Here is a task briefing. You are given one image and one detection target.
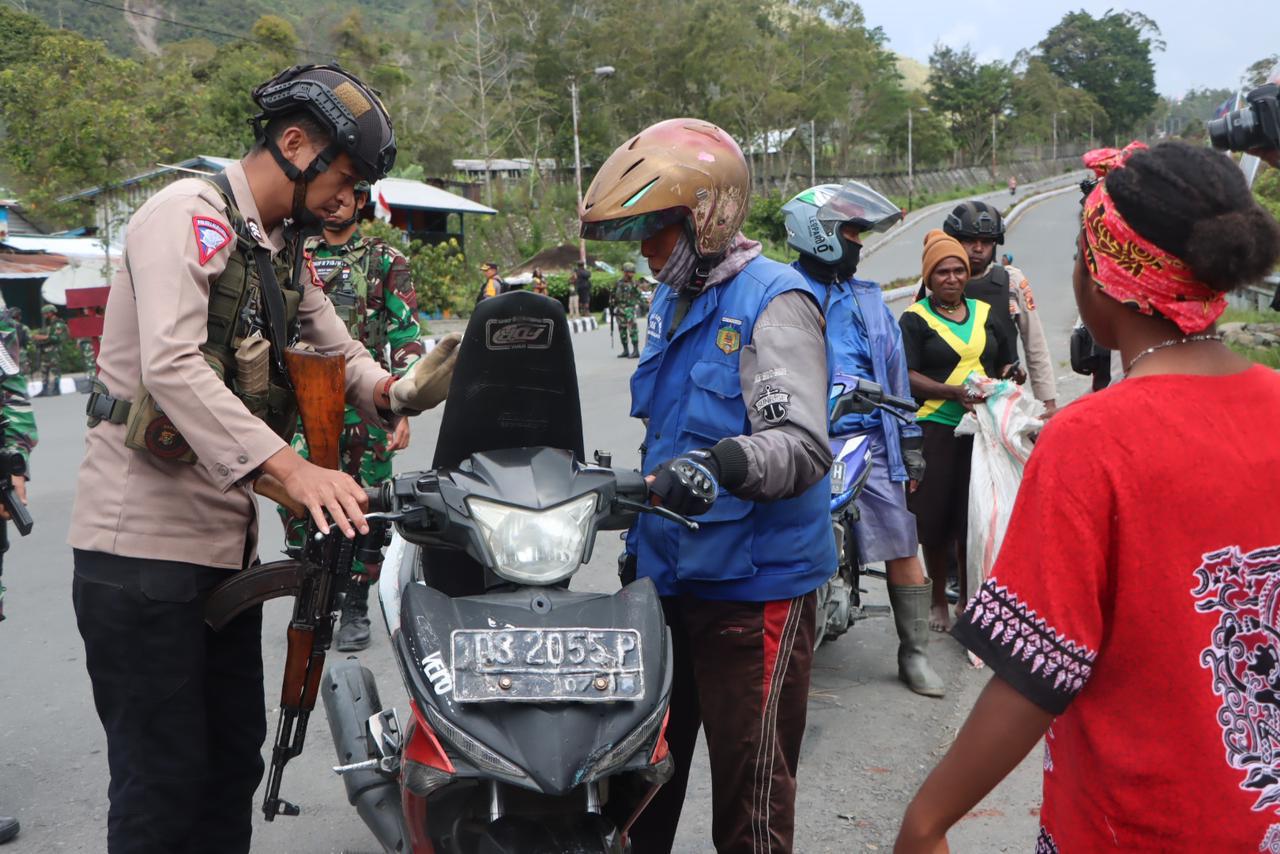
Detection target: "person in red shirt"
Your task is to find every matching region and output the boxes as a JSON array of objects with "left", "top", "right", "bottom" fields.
[{"left": 895, "top": 140, "right": 1280, "bottom": 853}]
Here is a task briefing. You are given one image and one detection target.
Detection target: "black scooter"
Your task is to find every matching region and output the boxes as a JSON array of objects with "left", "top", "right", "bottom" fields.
[{"left": 322, "top": 292, "right": 710, "bottom": 853}]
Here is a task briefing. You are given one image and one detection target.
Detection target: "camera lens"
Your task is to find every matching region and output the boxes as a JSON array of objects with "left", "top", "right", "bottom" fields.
[{"left": 1209, "top": 106, "right": 1262, "bottom": 152}]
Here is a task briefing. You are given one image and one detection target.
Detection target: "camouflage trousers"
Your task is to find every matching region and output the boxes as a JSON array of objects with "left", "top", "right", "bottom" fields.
[
  {"left": 279, "top": 406, "right": 394, "bottom": 574},
  {"left": 616, "top": 307, "right": 639, "bottom": 349},
  {"left": 36, "top": 347, "right": 60, "bottom": 392}
]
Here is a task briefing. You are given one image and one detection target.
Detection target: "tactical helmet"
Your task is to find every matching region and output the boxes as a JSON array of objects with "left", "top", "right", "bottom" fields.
[
  {"left": 251, "top": 64, "right": 396, "bottom": 183},
  {"left": 943, "top": 200, "right": 1005, "bottom": 245},
  {"left": 622, "top": 261, "right": 637, "bottom": 273},
  {"left": 41, "top": 304, "right": 57, "bottom": 315},
  {"left": 782, "top": 181, "right": 902, "bottom": 265},
  {"left": 580, "top": 119, "right": 750, "bottom": 259},
  {"left": 354, "top": 180, "right": 372, "bottom": 198}
]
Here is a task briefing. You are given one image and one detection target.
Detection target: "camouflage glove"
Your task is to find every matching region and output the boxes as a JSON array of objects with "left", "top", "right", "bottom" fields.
[{"left": 390, "top": 333, "right": 462, "bottom": 415}]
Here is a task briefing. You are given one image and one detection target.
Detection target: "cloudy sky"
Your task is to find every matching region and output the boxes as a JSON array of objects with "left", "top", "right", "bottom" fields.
[{"left": 863, "top": 0, "right": 1275, "bottom": 97}]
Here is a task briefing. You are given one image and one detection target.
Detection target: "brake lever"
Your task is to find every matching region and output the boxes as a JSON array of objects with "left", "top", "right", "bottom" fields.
[{"left": 614, "top": 497, "right": 700, "bottom": 532}]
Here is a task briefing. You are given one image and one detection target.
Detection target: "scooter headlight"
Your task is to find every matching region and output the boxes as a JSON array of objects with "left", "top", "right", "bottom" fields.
[{"left": 467, "top": 495, "right": 597, "bottom": 585}]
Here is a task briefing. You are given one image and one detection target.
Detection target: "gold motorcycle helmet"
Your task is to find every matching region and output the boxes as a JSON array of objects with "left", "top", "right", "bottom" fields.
[{"left": 579, "top": 118, "right": 750, "bottom": 259}]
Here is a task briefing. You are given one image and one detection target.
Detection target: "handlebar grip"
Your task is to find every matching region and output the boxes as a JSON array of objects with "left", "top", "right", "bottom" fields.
[
  {"left": 612, "top": 468, "right": 649, "bottom": 503},
  {"left": 365, "top": 483, "right": 392, "bottom": 514},
  {"left": 883, "top": 393, "right": 918, "bottom": 413}
]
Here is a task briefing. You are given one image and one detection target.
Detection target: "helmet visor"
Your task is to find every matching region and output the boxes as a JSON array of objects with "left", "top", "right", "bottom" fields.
[
  {"left": 579, "top": 207, "right": 687, "bottom": 243},
  {"left": 815, "top": 182, "right": 903, "bottom": 235}
]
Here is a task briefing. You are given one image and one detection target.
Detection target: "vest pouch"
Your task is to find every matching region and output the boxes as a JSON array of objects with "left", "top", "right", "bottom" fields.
[
  {"left": 682, "top": 360, "right": 748, "bottom": 442},
  {"left": 674, "top": 494, "right": 756, "bottom": 582},
  {"left": 670, "top": 359, "right": 758, "bottom": 581},
  {"left": 233, "top": 336, "right": 271, "bottom": 418},
  {"left": 123, "top": 356, "right": 226, "bottom": 464}
]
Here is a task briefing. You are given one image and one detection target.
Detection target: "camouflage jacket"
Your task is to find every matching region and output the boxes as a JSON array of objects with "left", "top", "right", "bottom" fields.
[
  {"left": 0, "top": 316, "right": 37, "bottom": 464},
  {"left": 611, "top": 276, "right": 646, "bottom": 313},
  {"left": 36, "top": 319, "right": 68, "bottom": 351},
  {"left": 305, "top": 232, "right": 424, "bottom": 376}
]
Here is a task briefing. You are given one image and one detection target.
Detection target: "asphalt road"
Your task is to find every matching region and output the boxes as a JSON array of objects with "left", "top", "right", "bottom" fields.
[{"left": 0, "top": 188, "right": 1088, "bottom": 853}]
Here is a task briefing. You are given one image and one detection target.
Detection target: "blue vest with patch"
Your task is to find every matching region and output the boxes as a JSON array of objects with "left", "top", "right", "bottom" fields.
[{"left": 629, "top": 255, "right": 835, "bottom": 602}]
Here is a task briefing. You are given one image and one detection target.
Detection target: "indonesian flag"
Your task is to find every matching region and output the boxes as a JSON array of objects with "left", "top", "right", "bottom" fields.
[{"left": 374, "top": 184, "right": 392, "bottom": 222}]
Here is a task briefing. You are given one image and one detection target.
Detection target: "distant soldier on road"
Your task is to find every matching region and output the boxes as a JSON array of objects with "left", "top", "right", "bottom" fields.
[
  {"left": 611, "top": 261, "right": 644, "bottom": 358},
  {"left": 282, "top": 179, "right": 424, "bottom": 651},
  {"left": 32, "top": 304, "right": 67, "bottom": 396}
]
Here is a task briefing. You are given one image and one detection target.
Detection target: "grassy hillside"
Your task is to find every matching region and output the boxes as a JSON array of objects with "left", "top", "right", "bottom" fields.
[{"left": 24, "top": 0, "right": 429, "bottom": 57}]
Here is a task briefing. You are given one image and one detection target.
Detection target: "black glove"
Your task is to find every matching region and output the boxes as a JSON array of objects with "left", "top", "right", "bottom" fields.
[
  {"left": 648, "top": 450, "right": 719, "bottom": 517},
  {"left": 901, "top": 435, "right": 926, "bottom": 484}
]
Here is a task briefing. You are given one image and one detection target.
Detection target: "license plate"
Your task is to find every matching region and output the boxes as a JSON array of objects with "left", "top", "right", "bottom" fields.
[
  {"left": 450, "top": 628, "right": 644, "bottom": 703},
  {"left": 830, "top": 460, "right": 847, "bottom": 495}
]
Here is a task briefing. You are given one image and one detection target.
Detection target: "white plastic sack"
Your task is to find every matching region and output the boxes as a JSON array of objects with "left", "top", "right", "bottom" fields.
[{"left": 953, "top": 372, "right": 1043, "bottom": 610}]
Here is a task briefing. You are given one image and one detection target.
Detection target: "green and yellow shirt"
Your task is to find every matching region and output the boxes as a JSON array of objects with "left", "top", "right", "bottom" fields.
[{"left": 899, "top": 298, "right": 1011, "bottom": 426}]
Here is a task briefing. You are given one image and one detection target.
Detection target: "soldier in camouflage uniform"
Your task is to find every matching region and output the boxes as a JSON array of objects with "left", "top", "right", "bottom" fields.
[
  {"left": 0, "top": 309, "right": 32, "bottom": 845},
  {"left": 611, "top": 262, "right": 645, "bottom": 358},
  {"left": 281, "top": 181, "right": 424, "bottom": 651},
  {"left": 32, "top": 304, "right": 68, "bottom": 396}
]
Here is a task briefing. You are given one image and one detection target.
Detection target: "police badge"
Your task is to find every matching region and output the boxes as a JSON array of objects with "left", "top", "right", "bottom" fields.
[{"left": 716, "top": 316, "right": 742, "bottom": 355}]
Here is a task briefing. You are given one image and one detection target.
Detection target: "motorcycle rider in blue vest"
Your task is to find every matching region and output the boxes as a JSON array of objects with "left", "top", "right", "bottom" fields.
[
  {"left": 581, "top": 119, "right": 835, "bottom": 854},
  {"left": 782, "top": 181, "right": 945, "bottom": 698}
]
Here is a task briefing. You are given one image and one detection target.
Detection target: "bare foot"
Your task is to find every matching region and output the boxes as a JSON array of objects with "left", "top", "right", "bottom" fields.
[{"left": 929, "top": 604, "right": 952, "bottom": 632}]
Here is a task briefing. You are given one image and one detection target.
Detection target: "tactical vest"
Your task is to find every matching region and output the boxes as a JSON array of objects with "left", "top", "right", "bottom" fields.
[
  {"left": 965, "top": 264, "right": 1019, "bottom": 357},
  {"left": 308, "top": 237, "right": 389, "bottom": 357},
  {"left": 201, "top": 179, "right": 302, "bottom": 441},
  {"left": 628, "top": 255, "right": 835, "bottom": 602}
]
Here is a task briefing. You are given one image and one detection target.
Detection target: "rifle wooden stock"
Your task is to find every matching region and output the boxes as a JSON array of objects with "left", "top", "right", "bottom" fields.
[
  {"left": 284, "top": 347, "right": 346, "bottom": 471},
  {"left": 281, "top": 626, "right": 314, "bottom": 706}
]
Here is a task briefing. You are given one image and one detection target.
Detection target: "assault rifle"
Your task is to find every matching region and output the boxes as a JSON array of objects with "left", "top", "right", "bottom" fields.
[{"left": 205, "top": 347, "right": 389, "bottom": 821}]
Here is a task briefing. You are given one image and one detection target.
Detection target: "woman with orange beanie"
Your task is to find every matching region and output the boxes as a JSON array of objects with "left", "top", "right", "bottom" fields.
[{"left": 898, "top": 229, "right": 1016, "bottom": 631}]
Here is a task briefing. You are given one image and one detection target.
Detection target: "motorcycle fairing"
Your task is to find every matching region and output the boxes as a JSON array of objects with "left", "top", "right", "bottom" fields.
[{"left": 829, "top": 434, "right": 873, "bottom": 513}]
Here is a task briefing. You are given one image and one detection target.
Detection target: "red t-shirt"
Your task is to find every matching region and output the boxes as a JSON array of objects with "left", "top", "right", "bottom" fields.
[{"left": 953, "top": 365, "right": 1280, "bottom": 853}]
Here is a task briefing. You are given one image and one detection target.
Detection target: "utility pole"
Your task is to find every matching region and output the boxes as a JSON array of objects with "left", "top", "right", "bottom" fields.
[
  {"left": 991, "top": 113, "right": 997, "bottom": 178},
  {"left": 907, "top": 106, "right": 929, "bottom": 212},
  {"left": 907, "top": 107, "right": 914, "bottom": 213},
  {"left": 570, "top": 77, "right": 586, "bottom": 265},
  {"left": 810, "top": 119, "right": 816, "bottom": 186},
  {"left": 570, "top": 66, "right": 615, "bottom": 265}
]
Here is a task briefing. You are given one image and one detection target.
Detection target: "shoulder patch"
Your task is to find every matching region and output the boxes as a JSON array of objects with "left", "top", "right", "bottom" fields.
[
  {"left": 192, "top": 216, "right": 232, "bottom": 266},
  {"left": 1018, "top": 278, "right": 1037, "bottom": 311}
]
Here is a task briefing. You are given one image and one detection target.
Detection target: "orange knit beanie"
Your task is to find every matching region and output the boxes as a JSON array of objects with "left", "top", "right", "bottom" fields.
[{"left": 921, "top": 228, "right": 970, "bottom": 284}]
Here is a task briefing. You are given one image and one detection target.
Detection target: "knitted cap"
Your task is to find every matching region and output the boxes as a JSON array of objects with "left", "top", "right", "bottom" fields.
[{"left": 921, "top": 228, "right": 970, "bottom": 284}]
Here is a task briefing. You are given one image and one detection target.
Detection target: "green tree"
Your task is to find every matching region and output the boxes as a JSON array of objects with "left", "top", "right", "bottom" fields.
[
  {"left": 926, "top": 44, "right": 1013, "bottom": 165},
  {"left": 1245, "top": 54, "right": 1280, "bottom": 88},
  {"left": 1038, "top": 10, "right": 1162, "bottom": 137},
  {"left": 0, "top": 30, "right": 157, "bottom": 227},
  {"left": 1008, "top": 56, "right": 1105, "bottom": 154}
]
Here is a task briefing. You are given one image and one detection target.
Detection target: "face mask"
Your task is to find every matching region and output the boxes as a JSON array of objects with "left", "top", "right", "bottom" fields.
[
  {"left": 660, "top": 230, "right": 698, "bottom": 291},
  {"left": 833, "top": 240, "right": 862, "bottom": 281}
]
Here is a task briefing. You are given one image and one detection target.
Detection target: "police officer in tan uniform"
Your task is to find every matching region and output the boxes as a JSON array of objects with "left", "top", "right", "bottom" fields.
[{"left": 68, "top": 65, "right": 460, "bottom": 854}]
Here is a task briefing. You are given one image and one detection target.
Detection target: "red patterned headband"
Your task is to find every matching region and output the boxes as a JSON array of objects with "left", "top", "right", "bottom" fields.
[{"left": 1080, "top": 143, "right": 1225, "bottom": 334}]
